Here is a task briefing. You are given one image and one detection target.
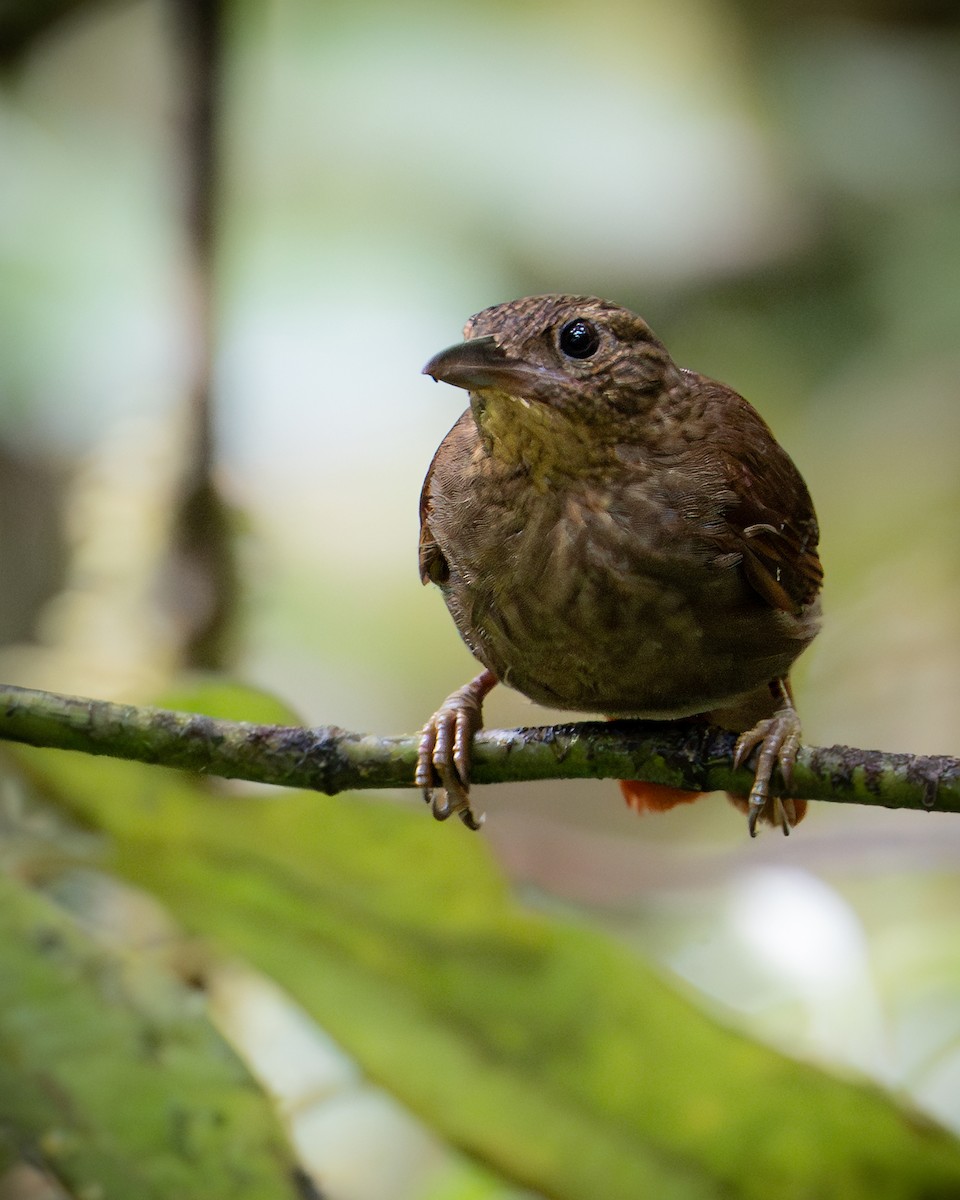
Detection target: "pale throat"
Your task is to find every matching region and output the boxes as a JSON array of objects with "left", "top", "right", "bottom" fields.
[{"left": 470, "top": 388, "right": 613, "bottom": 487}]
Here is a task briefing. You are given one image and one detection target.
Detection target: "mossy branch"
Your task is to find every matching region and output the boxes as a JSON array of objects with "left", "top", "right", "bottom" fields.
[{"left": 0, "top": 682, "right": 957, "bottom": 816}]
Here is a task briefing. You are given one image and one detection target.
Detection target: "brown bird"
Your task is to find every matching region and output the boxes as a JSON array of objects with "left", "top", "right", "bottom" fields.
[{"left": 416, "top": 295, "right": 822, "bottom": 836}]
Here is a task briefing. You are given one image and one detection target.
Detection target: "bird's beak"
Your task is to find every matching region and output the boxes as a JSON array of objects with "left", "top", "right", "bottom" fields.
[{"left": 422, "top": 336, "right": 557, "bottom": 395}]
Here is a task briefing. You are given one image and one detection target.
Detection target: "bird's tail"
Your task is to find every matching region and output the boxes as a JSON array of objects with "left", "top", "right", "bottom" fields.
[
  {"left": 619, "top": 779, "right": 706, "bottom": 813},
  {"left": 617, "top": 682, "right": 808, "bottom": 830}
]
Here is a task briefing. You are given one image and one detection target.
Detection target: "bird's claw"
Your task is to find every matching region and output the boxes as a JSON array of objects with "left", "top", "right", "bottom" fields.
[
  {"left": 734, "top": 702, "right": 803, "bottom": 837},
  {"left": 416, "top": 670, "right": 496, "bottom": 831}
]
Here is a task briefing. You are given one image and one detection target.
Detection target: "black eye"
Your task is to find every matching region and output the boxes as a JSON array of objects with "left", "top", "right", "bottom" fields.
[{"left": 558, "top": 318, "right": 600, "bottom": 359}]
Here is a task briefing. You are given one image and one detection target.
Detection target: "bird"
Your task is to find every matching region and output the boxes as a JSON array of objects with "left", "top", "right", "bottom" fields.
[{"left": 415, "top": 295, "right": 822, "bottom": 836}]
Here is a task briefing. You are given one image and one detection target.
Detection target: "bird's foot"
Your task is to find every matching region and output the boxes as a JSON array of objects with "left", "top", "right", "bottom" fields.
[
  {"left": 733, "top": 693, "right": 803, "bottom": 838},
  {"left": 416, "top": 669, "right": 497, "bottom": 830}
]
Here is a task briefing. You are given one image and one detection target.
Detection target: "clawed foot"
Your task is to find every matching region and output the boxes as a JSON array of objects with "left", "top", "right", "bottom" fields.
[
  {"left": 733, "top": 691, "right": 803, "bottom": 838},
  {"left": 416, "top": 669, "right": 497, "bottom": 830}
]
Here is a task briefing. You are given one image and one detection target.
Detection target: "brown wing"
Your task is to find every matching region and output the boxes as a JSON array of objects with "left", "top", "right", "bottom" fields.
[
  {"left": 418, "top": 468, "right": 448, "bottom": 587},
  {"left": 697, "top": 379, "right": 823, "bottom": 615},
  {"left": 418, "top": 411, "right": 475, "bottom": 587}
]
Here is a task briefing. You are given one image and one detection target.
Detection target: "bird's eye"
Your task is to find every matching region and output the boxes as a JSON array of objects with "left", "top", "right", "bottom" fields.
[{"left": 558, "top": 318, "right": 600, "bottom": 359}]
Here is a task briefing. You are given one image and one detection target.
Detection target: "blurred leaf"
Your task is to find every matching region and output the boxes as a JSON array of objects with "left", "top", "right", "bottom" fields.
[
  {"left": 0, "top": 869, "right": 303, "bottom": 1199},
  {"left": 154, "top": 676, "right": 306, "bottom": 726},
  {"left": 6, "top": 678, "right": 960, "bottom": 1200}
]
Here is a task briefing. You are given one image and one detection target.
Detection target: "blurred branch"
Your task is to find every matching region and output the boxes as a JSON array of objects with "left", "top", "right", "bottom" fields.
[
  {"left": 163, "top": 0, "right": 237, "bottom": 669},
  {"left": 0, "top": 683, "right": 957, "bottom": 817}
]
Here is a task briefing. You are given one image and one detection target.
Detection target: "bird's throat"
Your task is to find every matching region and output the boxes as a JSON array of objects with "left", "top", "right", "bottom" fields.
[{"left": 471, "top": 388, "right": 608, "bottom": 487}]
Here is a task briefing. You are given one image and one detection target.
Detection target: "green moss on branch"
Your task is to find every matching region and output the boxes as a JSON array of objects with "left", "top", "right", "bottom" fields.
[{"left": 0, "top": 683, "right": 957, "bottom": 816}]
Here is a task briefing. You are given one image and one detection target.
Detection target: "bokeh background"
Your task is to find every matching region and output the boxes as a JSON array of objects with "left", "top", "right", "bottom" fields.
[{"left": 2, "top": 0, "right": 960, "bottom": 1194}]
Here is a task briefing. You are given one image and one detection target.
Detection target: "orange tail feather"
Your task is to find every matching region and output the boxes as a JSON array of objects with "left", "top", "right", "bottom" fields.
[{"left": 619, "top": 779, "right": 708, "bottom": 814}]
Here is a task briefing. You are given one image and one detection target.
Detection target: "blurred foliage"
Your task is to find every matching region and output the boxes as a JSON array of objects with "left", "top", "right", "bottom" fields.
[
  {"left": 0, "top": 870, "right": 303, "bottom": 1197},
  {"left": 4, "top": 716, "right": 960, "bottom": 1199},
  {"left": 0, "top": 0, "right": 100, "bottom": 63}
]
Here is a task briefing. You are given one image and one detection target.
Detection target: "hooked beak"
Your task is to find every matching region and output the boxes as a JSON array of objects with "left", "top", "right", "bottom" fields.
[{"left": 422, "top": 336, "right": 560, "bottom": 396}]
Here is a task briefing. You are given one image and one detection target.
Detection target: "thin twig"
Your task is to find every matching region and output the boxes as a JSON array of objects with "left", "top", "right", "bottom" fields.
[{"left": 0, "top": 683, "right": 957, "bottom": 815}]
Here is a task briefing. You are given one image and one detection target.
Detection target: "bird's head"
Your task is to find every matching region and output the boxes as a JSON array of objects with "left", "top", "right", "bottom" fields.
[{"left": 422, "top": 296, "right": 687, "bottom": 477}]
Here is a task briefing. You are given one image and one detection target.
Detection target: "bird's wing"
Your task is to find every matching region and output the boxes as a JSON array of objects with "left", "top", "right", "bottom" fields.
[
  {"left": 706, "top": 388, "right": 823, "bottom": 615},
  {"left": 418, "top": 411, "right": 476, "bottom": 586},
  {"left": 418, "top": 470, "right": 447, "bottom": 587}
]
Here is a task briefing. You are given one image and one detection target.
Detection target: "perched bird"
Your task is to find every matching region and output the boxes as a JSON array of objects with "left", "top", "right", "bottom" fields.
[{"left": 415, "top": 295, "right": 822, "bottom": 835}]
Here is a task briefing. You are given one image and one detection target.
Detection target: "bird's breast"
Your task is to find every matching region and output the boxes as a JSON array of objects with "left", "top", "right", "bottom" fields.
[{"left": 430, "top": 452, "right": 812, "bottom": 717}]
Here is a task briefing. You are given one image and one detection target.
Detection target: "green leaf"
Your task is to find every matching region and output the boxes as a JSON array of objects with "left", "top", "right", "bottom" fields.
[
  {"left": 0, "top": 870, "right": 304, "bottom": 1199},
  {"left": 153, "top": 676, "right": 306, "bottom": 727},
  {"left": 9, "top": 735, "right": 960, "bottom": 1200}
]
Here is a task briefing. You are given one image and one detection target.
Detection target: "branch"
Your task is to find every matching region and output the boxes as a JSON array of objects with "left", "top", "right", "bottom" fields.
[
  {"left": 167, "top": 0, "right": 238, "bottom": 669},
  {"left": 0, "top": 683, "right": 957, "bottom": 816}
]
